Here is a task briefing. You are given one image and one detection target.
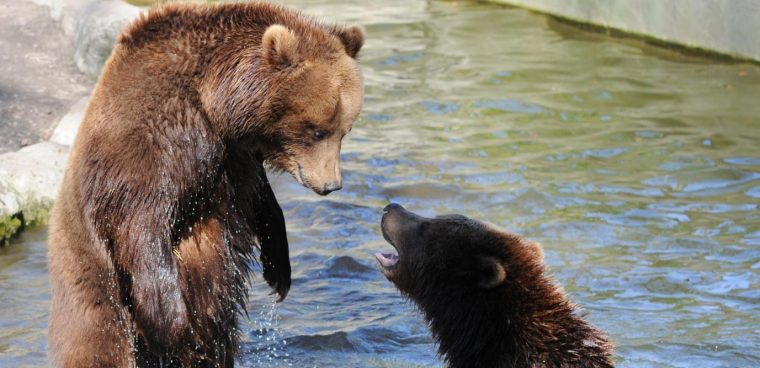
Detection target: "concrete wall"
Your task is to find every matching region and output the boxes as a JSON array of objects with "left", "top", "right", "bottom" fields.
[{"left": 490, "top": 0, "right": 760, "bottom": 62}]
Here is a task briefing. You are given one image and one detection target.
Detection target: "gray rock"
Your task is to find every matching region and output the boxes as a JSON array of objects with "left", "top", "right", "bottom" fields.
[
  {"left": 29, "top": 0, "right": 90, "bottom": 36},
  {"left": 51, "top": 96, "right": 89, "bottom": 146},
  {"left": 74, "top": 0, "right": 142, "bottom": 78},
  {"left": 1, "top": 0, "right": 141, "bottom": 243},
  {"left": 0, "top": 189, "right": 20, "bottom": 217},
  {"left": 0, "top": 141, "right": 70, "bottom": 242},
  {"left": 0, "top": 0, "right": 92, "bottom": 154},
  {"left": 0, "top": 141, "right": 70, "bottom": 205}
]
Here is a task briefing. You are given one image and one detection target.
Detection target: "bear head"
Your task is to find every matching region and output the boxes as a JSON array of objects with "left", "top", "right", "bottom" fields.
[
  {"left": 201, "top": 20, "right": 365, "bottom": 196},
  {"left": 376, "top": 203, "right": 545, "bottom": 302},
  {"left": 376, "top": 204, "right": 615, "bottom": 368}
]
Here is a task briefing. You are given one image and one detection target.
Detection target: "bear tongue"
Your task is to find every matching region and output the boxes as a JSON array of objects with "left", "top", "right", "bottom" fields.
[{"left": 374, "top": 252, "right": 399, "bottom": 268}]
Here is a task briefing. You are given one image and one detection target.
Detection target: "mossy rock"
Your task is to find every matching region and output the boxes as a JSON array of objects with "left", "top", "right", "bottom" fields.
[
  {"left": 0, "top": 213, "right": 25, "bottom": 247},
  {"left": 0, "top": 199, "right": 53, "bottom": 247}
]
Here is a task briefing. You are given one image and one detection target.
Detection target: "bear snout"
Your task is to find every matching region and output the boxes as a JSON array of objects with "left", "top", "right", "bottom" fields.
[
  {"left": 320, "top": 181, "right": 343, "bottom": 195},
  {"left": 380, "top": 205, "right": 402, "bottom": 246},
  {"left": 380, "top": 203, "right": 421, "bottom": 249}
]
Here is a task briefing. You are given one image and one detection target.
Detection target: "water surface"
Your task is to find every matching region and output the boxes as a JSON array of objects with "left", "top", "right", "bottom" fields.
[{"left": 2, "top": 1, "right": 760, "bottom": 367}]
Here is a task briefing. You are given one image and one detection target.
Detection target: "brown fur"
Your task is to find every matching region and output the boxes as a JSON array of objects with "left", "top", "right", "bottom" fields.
[
  {"left": 378, "top": 204, "right": 614, "bottom": 368},
  {"left": 48, "top": 3, "right": 363, "bottom": 367}
]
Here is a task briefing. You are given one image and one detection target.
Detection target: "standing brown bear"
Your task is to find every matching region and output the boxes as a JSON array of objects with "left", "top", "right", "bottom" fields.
[
  {"left": 48, "top": 3, "right": 364, "bottom": 367},
  {"left": 377, "top": 204, "right": 615, "bottom": 368}
]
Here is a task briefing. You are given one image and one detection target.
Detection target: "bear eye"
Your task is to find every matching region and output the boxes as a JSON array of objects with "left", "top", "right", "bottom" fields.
[{"left": 313, "top": 130, "right": 327, "bottom": 141}]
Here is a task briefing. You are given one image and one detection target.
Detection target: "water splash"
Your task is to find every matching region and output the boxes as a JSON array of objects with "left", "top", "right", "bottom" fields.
[{"left": 249, "top": 298, "right": 292, "bottom": 367}]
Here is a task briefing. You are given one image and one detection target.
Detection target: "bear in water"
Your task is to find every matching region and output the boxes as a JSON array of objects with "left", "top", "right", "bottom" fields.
[
  {"left": 376, "top": 203, "right": 614, "bottom": 368},
  {"left": 48, "top": 3, "right": 364, "bottom": 367}
]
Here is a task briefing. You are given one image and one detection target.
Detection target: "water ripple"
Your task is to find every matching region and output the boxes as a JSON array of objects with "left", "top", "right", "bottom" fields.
[{"left": 3, "top": 1, "right": 760, "bottom": 367}]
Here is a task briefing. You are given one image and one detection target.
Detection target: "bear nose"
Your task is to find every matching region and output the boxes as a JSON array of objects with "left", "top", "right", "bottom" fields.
[
  {"left": 383, "top": 203, "right": 403, "bottom": 212},
  {"left": 322, "top": 181, "right": 342, "bottom": 195}
]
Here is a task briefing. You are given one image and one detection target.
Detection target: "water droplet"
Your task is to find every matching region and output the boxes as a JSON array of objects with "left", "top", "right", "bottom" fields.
[{"left": 250, "top": 297, "right": 291, "bottom": 365}]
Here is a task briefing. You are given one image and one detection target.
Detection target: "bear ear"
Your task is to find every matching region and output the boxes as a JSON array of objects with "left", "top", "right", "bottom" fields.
[
  {"left": 262, "top": 24, "right": 300, "bottom": 68},
  {"left": 335, "top": 24, "right": 365, "bottom": 58},
  {"left": 476, "top": 256, "right": 507, "bottom": 289}
]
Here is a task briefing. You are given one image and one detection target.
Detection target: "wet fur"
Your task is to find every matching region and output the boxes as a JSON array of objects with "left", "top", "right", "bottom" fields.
[
  {"left": 48, "top": 3, "right": 362, "bottom": 367},
  {"left": 380, "top": 208, "right": 615, "bottom": 368}
]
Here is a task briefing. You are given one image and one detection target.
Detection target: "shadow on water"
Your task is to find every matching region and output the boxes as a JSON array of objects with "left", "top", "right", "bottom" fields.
[{"left": 2, "top": 1, "right": 760, "bottom": 367}]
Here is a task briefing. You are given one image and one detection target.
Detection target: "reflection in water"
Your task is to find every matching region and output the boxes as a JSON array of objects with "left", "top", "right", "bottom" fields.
[{"left": 2, "top": 1, "right": 760, "bottom": 367}]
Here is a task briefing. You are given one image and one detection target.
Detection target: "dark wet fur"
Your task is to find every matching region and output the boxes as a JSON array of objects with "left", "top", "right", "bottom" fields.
[{"left": 381, "top": 207, "right": 615, "bottom": 368}]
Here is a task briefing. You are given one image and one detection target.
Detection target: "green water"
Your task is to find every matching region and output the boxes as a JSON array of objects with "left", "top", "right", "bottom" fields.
[{"left": 2, "top": 1, "right": 760, "bottom": 367}]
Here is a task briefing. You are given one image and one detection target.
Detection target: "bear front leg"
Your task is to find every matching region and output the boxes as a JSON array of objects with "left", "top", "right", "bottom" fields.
[
  {"left": 113, "top": 205, "right": 189, "bottom": 354},
  {"left": 226, "top": 149, "right": 291, "bottom": 301},
  {"left": 250, "top": 160, "right": 291, "bottom": 301}
]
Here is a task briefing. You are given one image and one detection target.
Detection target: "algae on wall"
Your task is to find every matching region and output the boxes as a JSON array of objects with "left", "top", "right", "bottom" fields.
[{"left": 489, "top": 0, "right": 760, "bottom": 62}]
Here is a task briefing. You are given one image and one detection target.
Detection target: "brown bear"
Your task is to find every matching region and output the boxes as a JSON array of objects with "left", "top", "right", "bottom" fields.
[
  {"left": 376, "top": 203, "right": 614, "bottom": 368},
  {"left": 48, "top": 3, "right": 364, "bottom": 367}
]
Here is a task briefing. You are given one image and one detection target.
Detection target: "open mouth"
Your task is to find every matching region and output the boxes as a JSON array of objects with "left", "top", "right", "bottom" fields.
[
  {"left": 374, "top": 251, "right": 399, "bottom": 269},
  {"left": 376, "top": 206, "right": 401, "bottom": 271}
]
